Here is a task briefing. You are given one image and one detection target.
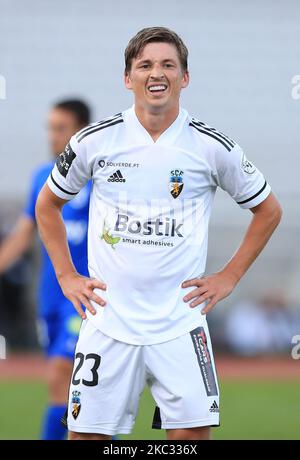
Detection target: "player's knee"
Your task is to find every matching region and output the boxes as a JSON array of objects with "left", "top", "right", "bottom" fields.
[
  {"left": 166, "top": 426, "right": 211, "bottom": 440},
  {"left": 47, "top": 358, "right": 73, "bottom": 401},
  {"left": 68, "top": 430, "right": 112, "bottom": 440},
  {"left": 48, "top": 362, "right": 71, "bottom": 386}
]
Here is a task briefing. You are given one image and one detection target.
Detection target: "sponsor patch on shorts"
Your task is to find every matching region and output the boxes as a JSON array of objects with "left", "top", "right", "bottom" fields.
[{"left": 190, "top": 327, "right": 218, "bottom": 396}]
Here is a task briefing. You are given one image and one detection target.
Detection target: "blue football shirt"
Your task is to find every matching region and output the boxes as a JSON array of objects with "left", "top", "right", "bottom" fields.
[{"left": 24, "top": 161, "right": 90, "bottom": 315}]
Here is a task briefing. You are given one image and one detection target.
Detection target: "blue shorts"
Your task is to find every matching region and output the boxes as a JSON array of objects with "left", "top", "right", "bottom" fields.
[{"left": 39, "top": 300, "right": 82, "bottom": 360}]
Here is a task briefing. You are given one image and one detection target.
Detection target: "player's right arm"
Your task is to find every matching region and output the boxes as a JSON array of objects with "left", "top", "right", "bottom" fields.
[
  {"left": 0, "top": 216, "right": 35, "bottom": 274},
  {"left": 36, "top": 134, "right": 106, "bottom": 319},
  {"left": 36, "top": 183, "right": 106, "bottom": 319}
]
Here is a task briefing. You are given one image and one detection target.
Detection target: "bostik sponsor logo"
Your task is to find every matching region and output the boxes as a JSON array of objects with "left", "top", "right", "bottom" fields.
[
  {"left": 105, "top": 192, "right": 207, "bottom": 247},
  {"left": 114, "top": 213, "right": 183, "bottom": 237}
]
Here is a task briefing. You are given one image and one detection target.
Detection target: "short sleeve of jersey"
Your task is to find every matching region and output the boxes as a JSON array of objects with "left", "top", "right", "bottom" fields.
[
  {"left": 47, "top": 135, "right": 91, "bottom": 201},
  {"left": 212, "top": 143, "right": 271, "bottom": 209}
]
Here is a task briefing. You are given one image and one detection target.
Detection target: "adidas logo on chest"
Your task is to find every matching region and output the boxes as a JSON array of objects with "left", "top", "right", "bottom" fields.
[{"left": 107, "top": 170, "right": 126, "bottom": 183}]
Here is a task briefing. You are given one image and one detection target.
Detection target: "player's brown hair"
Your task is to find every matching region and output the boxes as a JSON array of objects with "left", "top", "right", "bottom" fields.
[{"left": 125, "top": 27, "right": 188, "bottom": 73}]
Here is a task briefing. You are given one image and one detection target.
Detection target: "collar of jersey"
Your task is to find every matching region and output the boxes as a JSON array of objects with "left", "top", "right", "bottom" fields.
[{"left": 124, "top": 105, "right": 188, "bottom": 145}]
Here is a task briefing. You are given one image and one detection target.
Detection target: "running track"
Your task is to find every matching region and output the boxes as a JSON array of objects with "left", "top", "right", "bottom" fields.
[{"left": 0, "top": 354, "right": 299, "bottom": 380}]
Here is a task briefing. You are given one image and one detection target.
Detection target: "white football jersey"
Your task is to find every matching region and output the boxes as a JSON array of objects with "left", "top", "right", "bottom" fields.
[{"left": 47, "top": 106, "right": 271, "bottom": 345}]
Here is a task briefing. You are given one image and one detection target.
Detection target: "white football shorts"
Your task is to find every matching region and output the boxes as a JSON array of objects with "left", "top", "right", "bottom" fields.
[{"left": 66, "top": 318, "right": 220, "bottom": 435}]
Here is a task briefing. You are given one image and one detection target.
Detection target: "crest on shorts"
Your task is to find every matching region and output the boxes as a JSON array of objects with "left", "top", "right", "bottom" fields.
[
  {"left": 71, "top": 390, "right": 81, "bottom": 419},
  {"left": 169, "top": 169, "right": 184, "bottom": 198}
]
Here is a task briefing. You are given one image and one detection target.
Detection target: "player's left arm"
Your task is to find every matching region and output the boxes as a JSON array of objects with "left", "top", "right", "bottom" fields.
[{"left": 182, "top": 191, "right": 282, "bottom": 314}]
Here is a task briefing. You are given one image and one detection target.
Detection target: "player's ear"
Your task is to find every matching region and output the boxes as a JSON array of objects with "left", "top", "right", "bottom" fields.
[
  {"left": 181, "top": 70, "right": 190, "bottom": 89},
  {"left": 124, "top": 71, "right": 133, "bottom": 90}
]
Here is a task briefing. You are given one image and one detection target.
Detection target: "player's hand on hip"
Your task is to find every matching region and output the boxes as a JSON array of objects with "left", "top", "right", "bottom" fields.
[
  {"left": 58, "top": 272, "right": 107, "bottom": 319},
  {"left": 182, "top": 271, "right": 237, "bottom": 314}
]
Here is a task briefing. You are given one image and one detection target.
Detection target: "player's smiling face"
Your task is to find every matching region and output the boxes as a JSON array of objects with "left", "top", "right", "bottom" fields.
[{"left": 125, "top": 42, "right": 189, "bottom": 114}]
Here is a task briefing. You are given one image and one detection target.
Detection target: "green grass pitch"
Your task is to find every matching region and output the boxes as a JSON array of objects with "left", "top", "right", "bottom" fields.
[{"left": 0, "top": 380, "right": 299, "bottom": 440}]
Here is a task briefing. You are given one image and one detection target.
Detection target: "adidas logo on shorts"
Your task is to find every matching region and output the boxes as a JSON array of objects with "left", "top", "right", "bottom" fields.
[
  {"left": 209, "top": 400, "right": 219, "bottom": 413},
  {"left": 107, "top": 170, "right": 126, "bottom": 183}
]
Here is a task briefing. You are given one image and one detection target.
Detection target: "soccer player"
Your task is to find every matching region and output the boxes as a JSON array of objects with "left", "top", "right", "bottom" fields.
[
  {"left": 35, "top": 28, "right": 282, "bottom": 440},
  {"left": 0, "top": 99, "right": 91, "bottom": 439}
]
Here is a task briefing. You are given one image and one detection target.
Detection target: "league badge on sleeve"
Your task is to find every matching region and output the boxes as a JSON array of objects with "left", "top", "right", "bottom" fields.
[
  {"left": 56, "top": 142, "right": 76, "bottom": 177},
  {"left": 241, "top": 153, "right": 256, "bottom": 175},
  {"left": 71, "top": 390, "right": 81, "bottom": 419},
  {"left": 169, "top": 169, "right": 184, "bottom": 198}
]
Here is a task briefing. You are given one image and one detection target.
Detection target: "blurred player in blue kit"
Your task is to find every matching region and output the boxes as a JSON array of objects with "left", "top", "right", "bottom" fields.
[{"left": 0, "top": 99, "right": 91, "bottom": 439}]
